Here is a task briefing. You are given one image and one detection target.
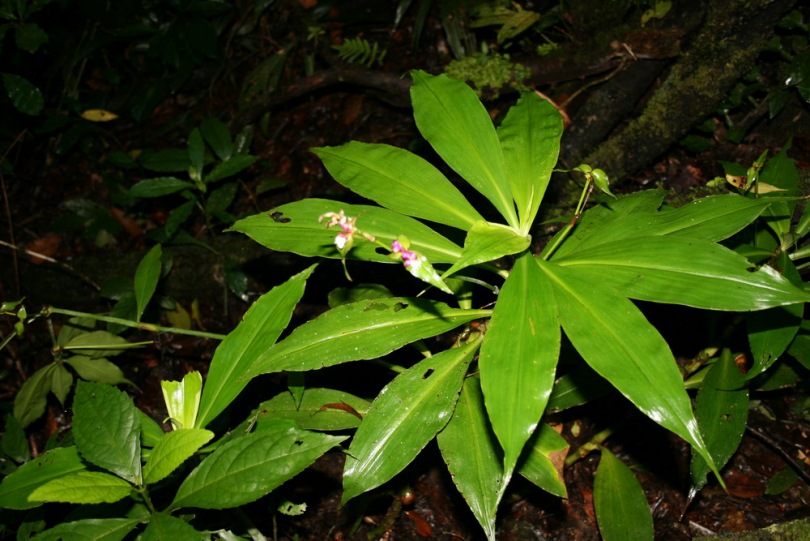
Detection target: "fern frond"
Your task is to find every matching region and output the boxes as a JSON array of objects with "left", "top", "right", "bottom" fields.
[{"left": 333, "top": 37, "right": 387, "bottom": 68}]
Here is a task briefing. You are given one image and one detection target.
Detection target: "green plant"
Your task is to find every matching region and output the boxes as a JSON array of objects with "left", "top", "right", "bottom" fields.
[
  {"left": 444, "top": 50, "right": 531, "bottom": 97},
  {"left": 225, "top": 71, "right": 810, "bottom": 538},
  {"left": 333, "top": 37, "right": 387, "bottom": 68}
]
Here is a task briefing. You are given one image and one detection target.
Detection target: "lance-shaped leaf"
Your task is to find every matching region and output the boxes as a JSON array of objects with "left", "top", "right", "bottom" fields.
[
  {"left": 143, "top": 428, "right": 214, "bottom": 485},
  {"left": 342, "top": 337, "right": 481, "bottom": 503},
  {"left": 257, "top": 388, "right": 370, "bottom": 431},
  {"left": 410, "top": 70, "right": 517, "bottom": 227},
  {"left": 437, "top": 375, "right": 503, "bottom": 541},
  {"left": 691, "top": 351, "right": 749, "bottom": 494},
  {"left": 29, "top": 471, "right": 132, "bottom": 505},
  {"left": 555, "top": 236, "right": 810, "bottom": 311},
  {"left": 479, "top": 252, "right": 559, "bottom": 481},
  {"left": 536, "top": 259, "right": 716, "bottom": 472},
  {"left": 314, "top": 142, "right": 483, "bottom": 230},
  {"left": 245, "top": 298, "right": 490, "bottom": 378},
  {"left": 517, "top": 424, "right": 569, "bottom": 498},
  {"left": 229, "top": 199, "right": 462, "bottom": 264},
  {"left": 497, "top": 92, "right": 563, "bottom": 230},
  {"left": 196, "top": 265, "right": 316, "bottom": 428},
  {"left": 594, "top": 449, "right": 654, "bottom": 541},
  {"left": 32, "top": 518, "right": 140, "bottom": 541},
  {"left": 0, "top": 446, "right": 85, "bottom": 510},
  {"left": 442, "top": 221, "right": 530, "bottom": 279},
  {"left": 133, "top": 244, "right": 162, "bottom": 322},
  {"left": 73, "top": 381, "right": 142, "bottom": 485},
  {"left": 170, "top": 426, "right": 345, "bottom": 510}
]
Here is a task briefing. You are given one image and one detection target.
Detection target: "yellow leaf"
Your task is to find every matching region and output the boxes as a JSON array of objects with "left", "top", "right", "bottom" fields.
[{"left": 81, "top": 109, "right": 119, "bottom": 122}]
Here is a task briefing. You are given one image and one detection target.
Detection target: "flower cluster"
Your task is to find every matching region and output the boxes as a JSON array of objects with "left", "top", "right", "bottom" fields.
[{"left": 318, "top": 210, "right": 358, "bottom": 255}]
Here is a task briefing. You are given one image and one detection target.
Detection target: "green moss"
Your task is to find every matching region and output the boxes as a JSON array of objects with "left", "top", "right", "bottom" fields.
[{"left": 444, "top": 52, "right": 530, "bottom": 98}]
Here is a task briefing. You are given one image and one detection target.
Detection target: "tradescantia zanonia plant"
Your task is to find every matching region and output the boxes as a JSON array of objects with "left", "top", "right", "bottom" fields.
[{"left": 229, "top": 71, "right": 810, "bottom": 538}]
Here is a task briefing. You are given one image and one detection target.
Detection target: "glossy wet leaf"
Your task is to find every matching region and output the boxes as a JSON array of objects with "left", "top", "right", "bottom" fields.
[
  {"left": 161, "top": 371, "right": 202, "bottom": 430},
  {"left": 73, "top": 381, "right": 142, "bottom": 484},
  {"left": 442, "top": 221, "right": 530, "bottom": 279},
  {"left": 517, "top": 424, "right": 568, "bottom": 498},
  {"left": 143, "top": 428, "right": 214, "bottom": 485},
  {"left": 594, "top": 448, "right": 653, "bottom": 541},
  {"left": 28, "top": 518, "right": 140, "bottom": 541},
  {"left": 437, "top": 375, "right": 502, "bottom": 541},
  {"left": 536, "top": 259, "right": 716, "bottom": 471},
  {"left": 230, "top": 199, "right": 462, "bottom": 264},
  {"left": 691, "top": 351, "right": 749, "bottom": 492},
  {"left": 314, "top": 142, "right": 483, "bottom": 230},
  {"left": 246, "top": 297, "right": 489, "bottom": 378},
  {"left": 479, "top": 252, "right": 559, "bottom": 479},
  {"left": 410, "top": 70, "right": 516, "bottom": 227},
  {"left": 342, "top": 337, "right": 481, "bottom": 503},
  {"left": 257, "top": 388, "right": 370, "bottom": 431},
  {"left": 29, "top": 471, "right": 132, "bottom": 504},
  {"left": 497, "top": 92, "right": 563, "bottom": 228},
  {"left": 170, "top": 427, "right": 345, "bottom": 510},
  {"left": 0, "top": 447, "right": 85, "bottom": 510},
  {"left": 133, "top": 244, "right": 161, "bottom": 322},
  {"left": 196, "top": 265, "right": 316, "bottom": 428}
]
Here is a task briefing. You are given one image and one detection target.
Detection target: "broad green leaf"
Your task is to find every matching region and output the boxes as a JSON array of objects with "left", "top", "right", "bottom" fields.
[
  {"left": 187, "top": 128, "right": 205, "bottom": 183},
  {"left": 479, "top": 251, "right": 559, "bottom": 480},
  {"left": 204, "top": 181, "right": 238, "bottom": 215},
  {"left": 2, "top": 73, "right": 43, "bottom": 115},
  {"left": 229, "top": 199, "right": 463, "bottom": 264},
  {"left": 14, "top": 364, "right": 55, "bottom": 428},
  {"left": 410, "top": 70, "right": 517, "bottom": 227},
  {"left": 56, "top": 317, "right": 96, "bottom": 346},
  {"left": 61, "top": 330, "right": 133, "bottom": 358},
  {"left": 2, "top": 413, "right": 29, "bottom": 463},
  {"left": 143, "top": 428, "right": 214, "bottom": 485},
  {"left": 246, "top": 298, "right": 490, "bottom": 378},
  {"left": 29, "top": 518, "right": 140, "bottom": 541},
  {"left": 690, "top": 351, "right": 749, "bottom": 493},
  {"left": 0, "top": 447, "right": 85, "bottom": 510},
  {"left": 169, "top": 427, "right": 345, "bottom": 510},
  {"left": 327, "top": 283, "right": 393, "bottom": 308},
  {"left": 134, "top": 244, "right": 162, "bottom": 322},
  {"left": 536, "top": 259, "right": 716, "bottom": 471},
  {"left": 555, "top": 236, "right": 810, "bottom": 311},
  {"left": 200, "top": 117, "right": 233, "bottom": 161},
  {"left": 138, "top": 410, "right": 165, "bottom": 448},
  {"left": 517, "top": 424, "right": 568, "bottom": 498},
  {"left": 29, "top": 471, "right": 132, "bottom": 504},
  {"left": 594, "top": 449, "right": 654, "bottom": 541},
  {"left": 442, "top": 221, "right": 530, "bottom": 279},
  {"left": 142, "top": 513, "right": 201, "bottom": 541},
  {"left": 129, "top": 177, "right": 194, "bottom": 198},
  {"left": 437, "top": 375, "right": 502, "bottom": 541},
  {"left": 257, "top": 388, "right": 370, "bottom": 431},
  {"left": 73, "top": 381, "right": 142, "bottom": 484},
  {"left": 196, "top": 265, "right": 316, "bottom": 428},
  {"left": 546, "top": 364, "right": 609, "bottom": 413},
  {"left": 342, "top": 337, "right": 481, "bottom": 503},
  {"left": 497, "top": 92, "right": 563, "bottom": 229},
  {"left": 758, "top": 144, "right": 799, "bottom": 245},
  {"left": 314, "top": 142, "right": 483, "bottom": 230},
  {"left": 161, "top": 371, "right": 202, "bottom": 430},
  {"left": 747, "top": 253, "right": 803, "bottom": 378},
  {"left": 50, "top": 364, "right": 73, "bottom": 405},
  {"left": 64, "top": 355, "right": 131, "bottom": 386},
  {"left": 14, "top": 23, "right": 48, "bottom": 53},
  {"left": 205, "top": 154, "right": 259, "bottom": 183}
]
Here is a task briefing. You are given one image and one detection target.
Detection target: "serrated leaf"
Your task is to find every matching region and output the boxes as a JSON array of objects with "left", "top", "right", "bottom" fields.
[
  {"left": 536, "top": 259, "right": 717, "bottom": 473},
  {"left": 129, "top": 177, "right": 194, "bottom": 198},
  {"left": 497, "top": 92, "right": 563, "bottom": 229},
  {"left": 205, "top": 155, "right": 258, "bottom": 183},
  {"left": 594, "top": 449, "right": 654, "bottom": 541},
  {"left": 257, "top": 388, "right": 370, "bottom": 431},
  {"left": 437, "top": 375, "right": 502, "bottom": 541},
  {"left": 313, "top": 142, "right": 483, "bottom": 230},
  {"left": 200, "top": 117, "right": 233, "bottom": 161},
  {"left": 29, "top": 471, "right": 132, "bottom": 504},
  {"left": 134, "top": 244, "right": 162, "bottom": 322},
  {"left": 2, "top": 73, "right": 44, "bottom": 115},
  {"left": 442, "top": 221, "right": 530, "bottom": 279},
  {"left": 342, "top": 337, "right": 480, "bottom": 503},
  {"left": 14, "top": 364, "right": 56, "bottom": 428},
  {"left": 142, "top": 513, "right": 202, "bottom": 541},
  {"left": 65, "top": 355, "right": 132, "bottom": 386},
  {"left": 246, "top": 298, "right": 489, "bottom": 378},
  {"left": 197, "top": 265, "right": 316, "bottom": 428},
  {"left": 30, "top": 518, "right": 140, "bottom": 541},
  {"left": 229, "top": 199, "right": 463, "bottom": 264},
  {"left": 169, "top": 428, "right": 345, "bottom": 510},
  {"left": 479, "top": 251, "right": 559, "bottom": 480},
  {"left": 143, "top": 428, "right": 214, "bottom": 485},
  {"left": 517, "top": 424, "right": 568, "bottom": 498},
  {"left": 0, "top": 447, "right": 85, "bottom": 510},
  {"left": 690, "top": 351, "right": 749, "bottom": 493},
  {"left": 410, "top": 70, "right": 517, "bottom": 227},
  {"left": 73, "top": 381, "right": 142, "bottom": 484}
]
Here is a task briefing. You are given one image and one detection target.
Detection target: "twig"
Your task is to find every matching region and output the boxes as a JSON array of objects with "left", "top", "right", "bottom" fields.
[
  {"left": 0, "top": 130, "right": 28, "bottom": 297},
  {"left": 746, "top": 425, "right": 810, "bottom": 485},
  {"left": 0, "top": 239, "right": 102, "bottom": 292}
]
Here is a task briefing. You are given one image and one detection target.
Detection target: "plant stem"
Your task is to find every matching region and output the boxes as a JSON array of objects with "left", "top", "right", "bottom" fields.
[
  {"left": 565, "top": 426, "right": 613, "bottom": 466},
  {"left": 43, "top": 307, "right": 227, "bottom": 340},
  {"left": 542, "top": 179, "right": 594, "bottom": 261}
]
